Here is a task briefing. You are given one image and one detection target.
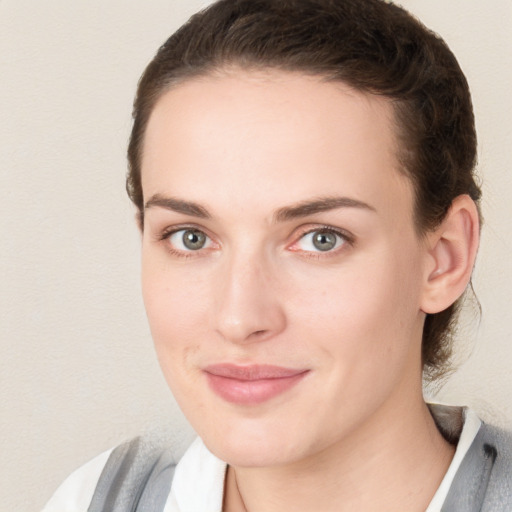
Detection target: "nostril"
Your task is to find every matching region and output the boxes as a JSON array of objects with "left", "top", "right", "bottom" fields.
[{"left": 247, "top": 329, "right": 271, "bottom": 342}]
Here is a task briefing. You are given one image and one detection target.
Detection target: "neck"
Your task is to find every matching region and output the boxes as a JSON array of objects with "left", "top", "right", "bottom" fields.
[{"left": 224, "top": 396, "right": 455, "bottom": 512}]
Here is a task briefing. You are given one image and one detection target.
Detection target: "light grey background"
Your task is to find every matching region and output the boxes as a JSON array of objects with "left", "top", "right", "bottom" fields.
[{"left": 0, "top": 1, "right": 510, "bottom": 510}]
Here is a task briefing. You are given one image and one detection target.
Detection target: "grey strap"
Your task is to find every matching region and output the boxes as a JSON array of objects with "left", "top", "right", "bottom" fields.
[
  {"left": 86, "top": 420, "right": 504, "bottom": 511},
  {"left": 441, "top": 428, "right": 497, "bottom": 512},
  {"left": 88, "top": 436, "right": 176, "bottom": 512}
]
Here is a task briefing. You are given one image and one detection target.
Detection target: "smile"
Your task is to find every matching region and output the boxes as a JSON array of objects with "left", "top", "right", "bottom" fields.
[{"left": 203, "top": 364, "right": 310, "bottom": 405}]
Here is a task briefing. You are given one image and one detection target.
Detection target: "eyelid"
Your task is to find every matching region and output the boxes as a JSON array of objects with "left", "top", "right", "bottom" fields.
[
  {"left": 157, "top": 224, "right": 219, "bottom": 258},
  {"left": 287, "top": 224, "right": 355, "bottom": 254},
  {"left": 156, "top": 222, "right": 212, "bottom": 241},
  {"left": 154, "top": 222, "right": 354, "bottom": 258}
]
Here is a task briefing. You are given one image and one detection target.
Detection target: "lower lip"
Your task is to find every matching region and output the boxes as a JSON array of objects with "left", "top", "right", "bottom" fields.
[{"left": 205, "top": 372, "right": 308, "bottom": 405}]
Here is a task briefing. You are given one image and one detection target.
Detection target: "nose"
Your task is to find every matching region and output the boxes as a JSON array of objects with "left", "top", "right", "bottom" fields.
[{"left": 213, "top": 250, "right": 287, "bottom": 345}]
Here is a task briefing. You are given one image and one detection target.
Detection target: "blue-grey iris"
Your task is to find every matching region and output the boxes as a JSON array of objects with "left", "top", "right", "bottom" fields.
[
  {"left": 313, "top": 231, "right": 337, "bottom": 251},
  {"left": 183, "top": 230, "right": 206, "bottom": 250}
]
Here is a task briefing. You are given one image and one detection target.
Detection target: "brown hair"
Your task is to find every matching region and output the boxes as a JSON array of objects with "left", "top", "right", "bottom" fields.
[{"left": 127, "top": 0, "right": 481, "bottom": 380}]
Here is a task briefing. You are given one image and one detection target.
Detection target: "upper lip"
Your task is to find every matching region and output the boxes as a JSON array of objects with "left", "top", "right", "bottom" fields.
[{"left": 203, "top": 364, "right": 309, "bottom": 381}]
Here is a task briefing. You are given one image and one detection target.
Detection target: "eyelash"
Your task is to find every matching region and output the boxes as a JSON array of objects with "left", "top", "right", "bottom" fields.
[
  {"left": 157, "top": 224, "right": 354, "bottom": 259},
  {"left": 157, "top": 225, "right": 215, "bottom": 259},
  {"left": 289, "top": 225, "right": 354, "bottom": 259}
]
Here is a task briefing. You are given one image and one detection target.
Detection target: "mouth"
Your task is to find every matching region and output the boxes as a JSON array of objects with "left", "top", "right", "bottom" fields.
[{"left": 203, "top": 364, "right": 310, "bottom": 405}]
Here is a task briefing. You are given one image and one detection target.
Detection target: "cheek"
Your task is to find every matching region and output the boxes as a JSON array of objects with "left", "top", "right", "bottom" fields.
[
  {"left": 285, "top": 248, "right": 424, "bottom": 366},
  {"left": 141, "top": 254, "right": 210, "bottom": 367},
  {"left": 142, "top": 272, "right": 211, "bottom": 419}
]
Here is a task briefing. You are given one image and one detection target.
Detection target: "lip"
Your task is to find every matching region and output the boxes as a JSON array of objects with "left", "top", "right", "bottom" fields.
[{"left": 203, "top": 364, "right": 309, "bottom": 405}]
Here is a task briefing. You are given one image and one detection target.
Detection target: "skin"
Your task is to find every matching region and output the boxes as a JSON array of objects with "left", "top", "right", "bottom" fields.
[{"left": 140, "top": 70, "right": 469, "bottom": 511}]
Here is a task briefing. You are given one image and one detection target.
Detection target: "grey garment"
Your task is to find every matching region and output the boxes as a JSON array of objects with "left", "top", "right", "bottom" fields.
[
  {"left": 88, "top": 409, "right": 512, "bottom": 511},
  {"left": 88, "top": 435, "right": 178, "bottom": 512},
  {"left": 442, "top": 423, "right": 512, "bottom": 512}
]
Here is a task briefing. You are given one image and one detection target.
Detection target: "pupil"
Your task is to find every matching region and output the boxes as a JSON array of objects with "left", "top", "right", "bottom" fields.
[
  {"left": 183, "top": 230, "right": 206, "bottom": 250},
  {"left": 313, "top": 231, "right": 336, "bottom": 251}
]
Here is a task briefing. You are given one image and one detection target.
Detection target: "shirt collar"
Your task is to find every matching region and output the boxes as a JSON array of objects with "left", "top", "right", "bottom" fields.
[
  {"left": 168, "top": 405, "right": 482, "bottom": 512},
  {"left": 169, "top": 436, "right": 227, "bottom": 512}
]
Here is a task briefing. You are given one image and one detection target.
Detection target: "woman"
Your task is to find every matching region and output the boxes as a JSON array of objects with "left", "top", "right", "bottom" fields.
[{"left": 43, "top": 0, "right": 512, "bottom": 510}]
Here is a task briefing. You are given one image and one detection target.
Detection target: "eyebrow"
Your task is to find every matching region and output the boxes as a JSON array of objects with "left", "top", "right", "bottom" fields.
[
  {"left": 272, "top": 196, "right": 376, "bottom": 222},
  {"left": 144, "top": 194, "right": 375, "bottom": 222},
  {"left": 144, "top": 194, "right": 211, "bottom": 219}
]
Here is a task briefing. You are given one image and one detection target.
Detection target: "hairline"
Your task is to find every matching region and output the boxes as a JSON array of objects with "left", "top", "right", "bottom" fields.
[{"left": 136, "top": 63, "right": 424, "bottom": 233}]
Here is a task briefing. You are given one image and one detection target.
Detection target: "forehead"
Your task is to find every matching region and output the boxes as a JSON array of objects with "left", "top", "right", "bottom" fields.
[{"left": 141, "top": 70, "right": 413, "bottom": 221}]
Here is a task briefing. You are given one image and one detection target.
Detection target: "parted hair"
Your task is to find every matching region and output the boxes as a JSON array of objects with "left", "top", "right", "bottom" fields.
[{"left": 127, "top": 0, "right": 481, "bottom": 380}]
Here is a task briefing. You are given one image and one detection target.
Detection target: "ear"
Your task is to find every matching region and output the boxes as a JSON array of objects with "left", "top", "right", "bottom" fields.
[{"left": 420, "top": 195, "right": 480, "bottom": 314}]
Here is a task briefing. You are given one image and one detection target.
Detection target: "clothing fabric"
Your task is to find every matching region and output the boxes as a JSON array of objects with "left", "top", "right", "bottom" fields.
[
  {"left": 428, "top": 406, "right": 481, "bottom": 508},
  {"left": 42, "top": 406, "right": 512, "bottom": 512}
]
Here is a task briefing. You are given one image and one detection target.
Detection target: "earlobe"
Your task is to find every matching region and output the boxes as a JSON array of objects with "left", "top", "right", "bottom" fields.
[{"left": 420, "top": 195, "right": 480, "bottom": 314}]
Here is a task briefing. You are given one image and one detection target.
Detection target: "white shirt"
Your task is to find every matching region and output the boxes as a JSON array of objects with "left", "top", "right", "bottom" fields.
[{"left": 42, "top": 408, "right": 481, "bottom": 512}]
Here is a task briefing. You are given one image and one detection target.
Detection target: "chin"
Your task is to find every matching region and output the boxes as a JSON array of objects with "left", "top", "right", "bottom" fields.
[
  {"left": 205, "top": 434, "right": 296, "bottom": 468},
  {"left": 194, "top": 412, "right": 316, "bottom": 468}
]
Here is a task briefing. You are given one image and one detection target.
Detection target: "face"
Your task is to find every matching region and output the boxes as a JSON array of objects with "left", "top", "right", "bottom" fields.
[{"left": 141, "top": 70, "right": 430, "bottom": 468}]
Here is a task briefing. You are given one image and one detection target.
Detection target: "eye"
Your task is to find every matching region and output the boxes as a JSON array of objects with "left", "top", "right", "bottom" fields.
[
  {"left": 295, "top": 228, "right": 347, "bottom": 253},
  {"left": 167, "top": 228, "right": 212, "bottom": 251}
]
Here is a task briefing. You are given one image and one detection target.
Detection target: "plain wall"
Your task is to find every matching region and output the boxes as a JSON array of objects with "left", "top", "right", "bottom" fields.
[{"left": 0, "top": 1, "right": 510, "bottom": 510}]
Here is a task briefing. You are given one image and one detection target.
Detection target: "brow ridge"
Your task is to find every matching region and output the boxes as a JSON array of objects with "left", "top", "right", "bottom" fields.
[
  {"left": 144, "top": 194, "right": 375, "bottom": 222},
  {"left": 144, "top": 194, "right": 210, "bottom": 219},
  {"left": 273, "top": 196, "right": 376, "bottom": 223}
]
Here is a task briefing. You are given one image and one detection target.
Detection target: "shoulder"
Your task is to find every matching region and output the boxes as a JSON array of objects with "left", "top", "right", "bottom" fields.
[
  {"left": 446, "top": 421, "right": 512, "bottom": 511},
  {"left": 43, "top": 427, "right": 196, "bottom": 512},
  {"left": 42, "top": 448, "right": 113, "bottom": 512},
  {"left": 479, "top": 423, "right": 512, "bottom": 504},
  {"left": 475, "top": 422, "right": 512, "bottom": 475}
]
